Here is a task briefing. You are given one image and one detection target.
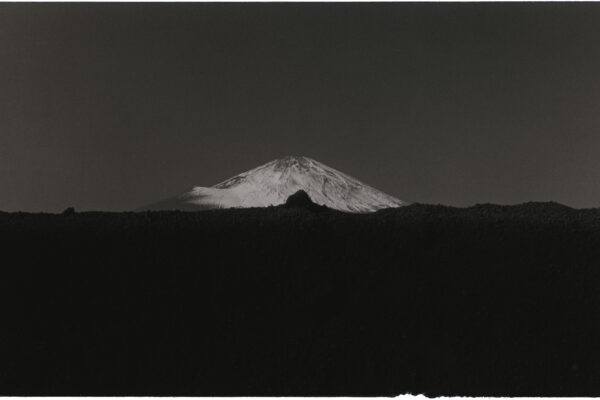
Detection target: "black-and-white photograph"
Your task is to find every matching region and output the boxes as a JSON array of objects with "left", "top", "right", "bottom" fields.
[{"left": 1, "top": 1, "right": 600, "bottom": 397}]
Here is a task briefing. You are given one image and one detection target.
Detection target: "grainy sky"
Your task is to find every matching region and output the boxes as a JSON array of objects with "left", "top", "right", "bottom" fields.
[{"left": 2, "top": 3, "right": 600, "bottom": 211}]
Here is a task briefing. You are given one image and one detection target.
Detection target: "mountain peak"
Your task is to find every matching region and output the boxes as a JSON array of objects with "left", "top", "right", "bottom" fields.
[
  {"left": 279, "top": 155, "right": 309, "bottom": 161},
  {"left": 140, "top": 157, "right": 406, "bottom": 213},
  {"left": 266, "top": 155, "right": 314, "bottom": 170}
]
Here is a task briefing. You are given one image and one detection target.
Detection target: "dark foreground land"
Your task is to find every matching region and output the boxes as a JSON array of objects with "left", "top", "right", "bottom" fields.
[{"left": 1, "top": 201, "right": 600, "bottom": 396}]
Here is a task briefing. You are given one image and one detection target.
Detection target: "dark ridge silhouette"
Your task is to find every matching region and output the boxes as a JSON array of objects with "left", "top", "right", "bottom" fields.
[
  {"left": 283, "top": 190, "right": 330, "bottom": 212},
  {"left": 1, "top": 202, "right": 600, "bottom": 396},
  {"left": 61, "top": 207, "right": 75, "bottom": 215}
]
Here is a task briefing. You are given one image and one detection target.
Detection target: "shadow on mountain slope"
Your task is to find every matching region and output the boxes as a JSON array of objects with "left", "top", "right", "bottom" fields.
[{"left": 0, "top": 201, "right": 600, "bottom": 396}]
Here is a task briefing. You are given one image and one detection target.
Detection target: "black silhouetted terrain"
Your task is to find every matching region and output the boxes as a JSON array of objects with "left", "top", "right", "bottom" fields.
[
  {"left": 284, "top": 190, "right": 329, "bottom": 212},
  {"left": 1, "top": 201, "right": 600, "bottom": 396}
]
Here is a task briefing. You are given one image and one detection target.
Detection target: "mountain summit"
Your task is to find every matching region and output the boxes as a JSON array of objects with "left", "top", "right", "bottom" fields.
[{"left": 140, "top": 156, "right": 406, "bottom": 212}]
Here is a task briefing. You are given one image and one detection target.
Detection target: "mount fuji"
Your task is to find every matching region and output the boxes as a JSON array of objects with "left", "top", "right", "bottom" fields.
[{"left": 140, "top": 156, "right": 406, "bottom": 212}]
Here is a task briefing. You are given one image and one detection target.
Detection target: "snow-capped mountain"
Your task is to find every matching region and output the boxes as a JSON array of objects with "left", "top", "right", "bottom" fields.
[{"left": 140, "top": 156, "right": 406, "bottom": 212}]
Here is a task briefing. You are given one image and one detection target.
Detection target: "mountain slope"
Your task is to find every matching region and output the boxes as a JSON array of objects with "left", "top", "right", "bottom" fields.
[{"left": 140, "top": 156, "right": 406, "bottom": 212}]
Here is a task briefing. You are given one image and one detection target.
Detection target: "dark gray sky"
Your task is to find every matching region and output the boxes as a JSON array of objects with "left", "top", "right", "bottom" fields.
[{"left": 2, "top": 3, "right": 600, "bottom": 211}]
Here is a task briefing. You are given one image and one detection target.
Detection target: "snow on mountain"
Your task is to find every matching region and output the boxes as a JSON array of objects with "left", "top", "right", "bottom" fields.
[{"left": 140, "top": 156, "right": 406, "bottom": 213}]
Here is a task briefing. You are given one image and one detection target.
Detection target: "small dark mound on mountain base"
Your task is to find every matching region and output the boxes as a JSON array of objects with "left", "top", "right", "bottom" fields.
[
  {"left": 62, "top": 207, "right": 75, "bottom": 216},
  {"left": 283, "top": 190, "right": 330, "bottom": 212}
]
